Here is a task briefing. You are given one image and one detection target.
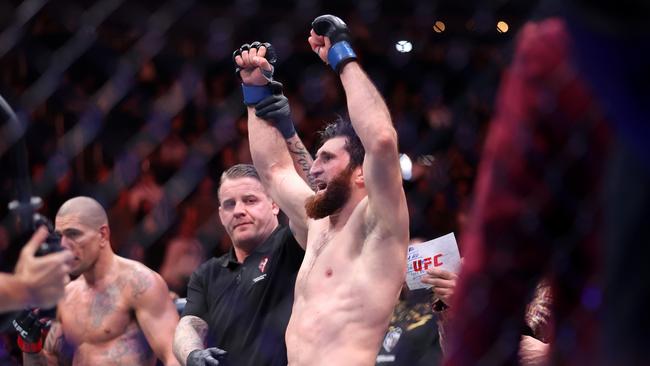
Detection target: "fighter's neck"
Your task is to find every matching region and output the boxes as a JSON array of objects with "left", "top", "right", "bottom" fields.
[
  {"left": 83, "top": 250, "right": 117, "bottom": 286},
  {"left": 328, "top": 192, "right": 365, "bottom": 228}
]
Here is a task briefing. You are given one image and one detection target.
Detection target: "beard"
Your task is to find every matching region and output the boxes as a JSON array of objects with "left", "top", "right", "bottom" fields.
[{"left": 305, "top": 167, "right": 353, "bottom": 219}]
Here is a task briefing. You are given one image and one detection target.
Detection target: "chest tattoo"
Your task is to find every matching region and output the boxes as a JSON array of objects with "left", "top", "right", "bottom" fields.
[
  {"left": 89, "top": 277, "right": 126, "bottom": 327},
  {"left": 102, "top": 329, "right": 153, "bottom": 365}
]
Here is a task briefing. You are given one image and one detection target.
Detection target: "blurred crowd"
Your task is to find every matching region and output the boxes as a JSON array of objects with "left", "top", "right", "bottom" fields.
[{"left": 0, "top": 1, "right": 515, "bottom": 298}]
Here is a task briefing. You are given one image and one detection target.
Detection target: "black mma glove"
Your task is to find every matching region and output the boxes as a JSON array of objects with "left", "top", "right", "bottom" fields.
[
  {"left": 312, "top": 15, "right": 357, "bottom": 73},
  {"left": 13, "top": 308, "right": 51, "bottom": 353},
  {"left": 187, "top": 347, "right": 228, "bottom": 366},
  {"left": 233, "top": 41, "right": 278, "bottom": 105},
  {"left": 254, "top": 81, "right": 296, "bottom": 138}
]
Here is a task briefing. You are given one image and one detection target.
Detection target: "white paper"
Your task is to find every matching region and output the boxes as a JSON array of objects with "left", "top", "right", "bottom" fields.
[{"left": 405, "top": 233, "right": 461, "bottom": 290}]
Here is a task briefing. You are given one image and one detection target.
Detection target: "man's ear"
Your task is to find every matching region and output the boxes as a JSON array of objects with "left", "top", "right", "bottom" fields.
[
  {"left": 271, "top": 200, "right": 280, "bottom": 216},
  {"left": 353, "top": 166, "right": 365, "bottom": 187},
  {"left": 99, "top": 225, "right": 110, "bottom": 247}
]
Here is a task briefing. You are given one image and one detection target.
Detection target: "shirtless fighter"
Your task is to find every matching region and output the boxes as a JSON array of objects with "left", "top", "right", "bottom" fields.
[
  {"left": 234, "top": 15, "right": 409, "bottom": 365},
  {"left": 18, "top": 196, "right": 180, "bottom": 365}
]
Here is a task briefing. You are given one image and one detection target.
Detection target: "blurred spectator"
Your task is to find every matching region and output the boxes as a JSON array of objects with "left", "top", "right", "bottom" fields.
[
  {"left": 376, "top": 287, "right": 442, "bottom": 366},
  {"left": 128, "top": 164, "right": 163, "bottom": 216},
  {"left": 108, "top": 190, "right": 136, "bottom": 253},
  {"left": 0, "top": 227, "right": 10, "bottom": 271},
  {"left": 377, "top": 237, "right": 443, "bottom": 366},
  {"left": 443, "top": 18, "right": 610, "bottom": 365},
  {"left": 159, "top": 206, "right": 205, "bottom": 297}
]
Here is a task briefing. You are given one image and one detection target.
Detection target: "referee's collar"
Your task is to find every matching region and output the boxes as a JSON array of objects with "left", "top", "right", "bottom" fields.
[{"left": 220, "top": 225, "right": 283, "bottom": 268}]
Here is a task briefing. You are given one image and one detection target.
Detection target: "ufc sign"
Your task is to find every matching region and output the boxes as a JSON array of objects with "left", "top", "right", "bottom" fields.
[{"left": 411, "top": 254, "right": 443, "bottom": 271}]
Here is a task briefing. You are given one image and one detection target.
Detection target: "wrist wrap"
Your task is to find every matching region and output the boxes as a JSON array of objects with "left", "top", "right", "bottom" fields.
[
  {"left": 242, "top": 84, "right": 272, "bottom": 106},
  {"left": 328, "top": 41, "right": 357, "bottom": 73}
]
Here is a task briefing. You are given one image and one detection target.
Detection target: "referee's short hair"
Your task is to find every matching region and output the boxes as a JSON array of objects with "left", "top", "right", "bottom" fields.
[{"left": 218, "top": 164, "right": 263, "bottom": 200}]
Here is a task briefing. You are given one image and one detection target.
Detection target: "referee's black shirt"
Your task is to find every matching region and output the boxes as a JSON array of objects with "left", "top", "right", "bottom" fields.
[{"left": 183, "top": 225, "right": 304, "bottom": 366}]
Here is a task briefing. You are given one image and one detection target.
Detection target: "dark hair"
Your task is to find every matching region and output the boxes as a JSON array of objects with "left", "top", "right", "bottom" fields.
[
  {"left": 218, "top": 164, "right": 262, "bottom": 200},
  {"left": 317, "top": 117, "right": 365, "bottom": 168}
]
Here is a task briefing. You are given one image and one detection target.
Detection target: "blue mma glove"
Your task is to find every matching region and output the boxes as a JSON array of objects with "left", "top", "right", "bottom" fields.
[
  {"left": 312, "top": 15, "right": 357, "bottom": 73},
  {"left": 233, "top": 41, "right": 278, "bottom": 105}
]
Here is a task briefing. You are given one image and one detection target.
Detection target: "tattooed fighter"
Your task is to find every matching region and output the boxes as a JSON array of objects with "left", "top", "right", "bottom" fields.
[{"left": 19, "top": 196, "right": 180, "bottom": 365}]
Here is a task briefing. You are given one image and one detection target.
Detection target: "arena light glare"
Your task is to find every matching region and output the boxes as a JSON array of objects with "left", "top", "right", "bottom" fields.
[
  {"left": 395, "top": 40, "right": 413, "bottom": 53},
  {"left": 433, "top": 20, "right": 446, "bottom": 33},
  {"left": 417, "top": 155, "right": 435, "bottom": 166},
  {"left": 496, "top": 20, "right": 509, "bottom": 33},
  {"left": 399, "top": 154, "right": 413, "bottom": 181}
]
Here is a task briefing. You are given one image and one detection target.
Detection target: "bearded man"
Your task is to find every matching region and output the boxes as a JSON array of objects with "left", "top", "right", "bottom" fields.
[{"left": 234, "top": 14, "right": 409, "bottom": 366}]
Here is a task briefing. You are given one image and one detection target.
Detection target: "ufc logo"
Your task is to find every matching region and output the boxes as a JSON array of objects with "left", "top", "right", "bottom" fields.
[
  {"left": 411, "top": 254, "right": 443, "bottom": 271},
  {"left": 12, "top": 320, "right": 28, "bottom": 338}
]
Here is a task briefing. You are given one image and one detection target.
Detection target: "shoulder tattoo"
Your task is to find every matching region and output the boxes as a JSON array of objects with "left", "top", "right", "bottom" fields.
[{"left": 129, "top": 267, "right": 153, "bottom": 298}]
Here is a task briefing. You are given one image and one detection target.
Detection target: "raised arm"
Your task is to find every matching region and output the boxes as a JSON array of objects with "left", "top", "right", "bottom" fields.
[
  {"left": 252, "top": 81, "right": 314, "bottom": 187},
  {"left": 131, "top": 266, "right": 180, "bottom": 366},
  {"left": 340, "top": 62, "right": 408, "bottom": 237},
  {"left": 233, "top": 42, "right": 314, "bottom": 246},
  {"left": 309, "top": 16, "right": 408, "bottom": 239}
]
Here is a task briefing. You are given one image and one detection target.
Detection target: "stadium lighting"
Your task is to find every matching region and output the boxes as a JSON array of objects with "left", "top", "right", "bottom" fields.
[
  {"left": 399, "top": 154, "right": 413, "bottom": 180},
  {"left": 395, "top": 40, "right": 413, "bottom": 53},
  {"left": 496, "top": 20, "right": 509, "bottom": 33},
  {"left": 433, "top": 20, "right": 446, "bottom": 33}
]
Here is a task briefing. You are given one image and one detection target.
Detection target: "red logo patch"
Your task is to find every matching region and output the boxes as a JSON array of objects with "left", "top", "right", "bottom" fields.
[{"left": 258, "top": 257, "right": 269, "bottom": 273}]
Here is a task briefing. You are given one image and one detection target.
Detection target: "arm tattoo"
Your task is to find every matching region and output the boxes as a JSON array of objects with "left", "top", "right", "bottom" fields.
[
  {"left": 187, "top": 316, "right": 209, "bottom": 340},
  {"left": 173, "top": 316, "right": 209, "bottom": 364},
  {"left": 22, "top": 353, "right": 48, "bottom": 366},
  {"left": 44, "top": 324, "right": 66, "bottom": 365},
  {"left": 286, "top": 139, "right": 314, "bottom": 187},
  {"left": 23, "top": 322, "right": 72, "bottom": 366}
]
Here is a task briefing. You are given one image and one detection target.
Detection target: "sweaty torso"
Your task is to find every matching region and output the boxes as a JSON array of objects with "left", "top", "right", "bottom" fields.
[
  {"left": 286, "top": 199, "right": 407, "bottom": 366},
  {"left": 57, "top": 259, "right": 155, "bottom": 366}
]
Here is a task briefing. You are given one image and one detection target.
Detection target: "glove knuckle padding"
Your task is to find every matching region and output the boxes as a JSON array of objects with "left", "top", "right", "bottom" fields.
[
  {"left": 312, "top": 14, "right": 351, "bottom": 44},
  {"left": 232, "top": 43, "right": 250, "bottom": 62},
  {"left": 311, "top": 15, "right": 356, "bottom": 73},
  {"left": 261, "top": 42, "right": 277, "bottom": 64},
  {"left": 234, "top": 42, "right": 276, "bottom": 64},
  {"left": 233, "top": 41, "right": 277, "bottom": 82}
]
